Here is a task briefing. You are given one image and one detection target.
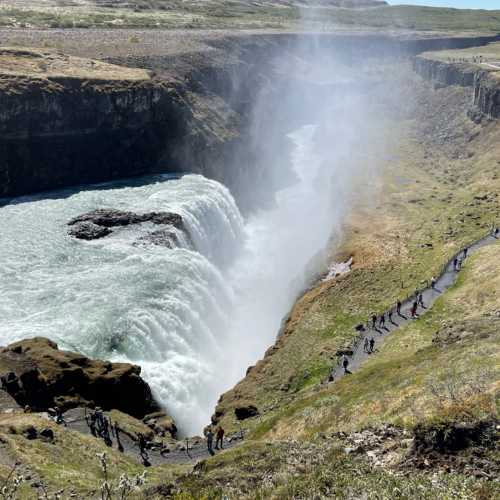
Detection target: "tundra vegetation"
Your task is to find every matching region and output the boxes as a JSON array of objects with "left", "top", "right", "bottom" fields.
[
  {"left": 1, "top": 1, "right": 500, "bottom": 31},
  {"left": 0, "top": 2, "right": 498, "bottom": 499}
]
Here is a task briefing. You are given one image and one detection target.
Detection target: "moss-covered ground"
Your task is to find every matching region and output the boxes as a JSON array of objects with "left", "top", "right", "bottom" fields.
[{"left": 1, "top": 1, "right": 500, "bottom": 32}]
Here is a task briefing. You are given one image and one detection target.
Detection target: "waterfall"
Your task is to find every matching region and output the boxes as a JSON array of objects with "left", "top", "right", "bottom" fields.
[
  {"left": 0, "top": 174, "right": 244, "bottom": 434},
  {"left": 0, "top": 123, "right": 343, "bottom": 435}
]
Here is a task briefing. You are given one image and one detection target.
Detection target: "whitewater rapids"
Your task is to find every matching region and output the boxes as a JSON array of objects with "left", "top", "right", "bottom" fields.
[{"left": 0, "top": 125, "right": 338, "bottom": 434}]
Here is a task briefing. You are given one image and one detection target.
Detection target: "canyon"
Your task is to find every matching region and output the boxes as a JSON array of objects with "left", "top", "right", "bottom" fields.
[{"left": 0, "top": 16, "right": 499, "bottom": 498}]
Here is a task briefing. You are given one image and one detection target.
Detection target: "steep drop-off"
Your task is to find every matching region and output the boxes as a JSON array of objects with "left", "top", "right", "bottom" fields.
[
  {"left": 413, "top": 52, "right": 500, "bottom": 118},
  {"left": 1, "top": 32, "right": 500, "bottom": 207}
]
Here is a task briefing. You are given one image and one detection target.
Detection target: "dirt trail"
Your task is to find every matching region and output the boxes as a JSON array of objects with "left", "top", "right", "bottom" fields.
[
  {"left": 63, "top": 407, "right": 243, "bottom": 466},
  {"left": 58, "top": 232, "right": 498, "bottom": 466},
  {"left": 331, "top": 232, "right": 499, "bottom": 381}
]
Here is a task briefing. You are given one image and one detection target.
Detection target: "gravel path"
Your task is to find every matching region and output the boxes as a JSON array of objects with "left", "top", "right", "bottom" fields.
[
  {"left": 59, "top": 232, "right": 497, "bottom": 466},
  {"left": 63, "top": 407, "right": 243, "bottom": 466},
  {"left": 331, "top": 231, "right": 499, "bottom": 382}
]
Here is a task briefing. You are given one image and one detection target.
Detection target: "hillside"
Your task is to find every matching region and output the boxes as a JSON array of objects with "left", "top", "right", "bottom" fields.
[
  {"left": 1, "top": 1, "right": 500, "bottom": 31},
  {"left": 0, "top": 7, "right": 499, "bottom": 500}
]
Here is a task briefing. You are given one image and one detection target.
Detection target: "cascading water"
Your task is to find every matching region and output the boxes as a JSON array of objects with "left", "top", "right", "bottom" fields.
[{"left": 0, "top": 123, "right": 343, "bottom": 435}]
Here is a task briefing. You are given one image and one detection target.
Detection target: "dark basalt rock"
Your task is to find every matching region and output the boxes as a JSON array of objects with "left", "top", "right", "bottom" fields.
[
  {"left": 0, "top": 337, "right": 161, "bottom": 419},
  {"left": 67, "top": 209, "right": 183, "bottom": 241},
  {"left": 68, "top": 221, "right": 112, "bottom": 240},
  {"left": 234, "top": 404, "right": 259, "bottom": 421},
  {"left": 143, "top": 411, "right": 178, "bottom": 439},
  {"left": 134, "top": 229, "right": 181, "bottom": 249}
]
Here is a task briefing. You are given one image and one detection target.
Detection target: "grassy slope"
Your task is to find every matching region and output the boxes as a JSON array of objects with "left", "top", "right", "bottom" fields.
[
  {"left": 214, "top": 68, "right": 500, "bottom": 437},
  {"left": 0, "top": 2, "right": 499, "bottom": 31},
  {"left": 0, "top": 413, "right": 187, "bottom": 497},
  {"left": 171, "top": 440, "right": 494, "bottom": 499},
  {"left": 168, "top": 56, "right": 500, "bottom": 499}
]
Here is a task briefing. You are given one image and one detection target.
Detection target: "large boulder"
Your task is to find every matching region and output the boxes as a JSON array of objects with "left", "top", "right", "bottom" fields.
[
  {"left": 0, "top": 337, "right": 160, "bottom": 419},
  {"left": 143, "top": 411, "right": 178, "bottom": 439},
  {"left": 67, "top": 209, "right": 184, "bottom": 241},
  {"left": 68, "top": 221, "right": 112, "bottom": 240}
]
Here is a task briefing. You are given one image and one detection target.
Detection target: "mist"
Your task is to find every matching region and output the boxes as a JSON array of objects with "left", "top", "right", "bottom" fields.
[{"left": 0, "top": 34, "right": 404, "bottom": 437}]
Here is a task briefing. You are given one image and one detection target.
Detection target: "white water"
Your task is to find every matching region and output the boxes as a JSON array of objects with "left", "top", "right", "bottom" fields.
[{"left": 0, "top": 125, "right": 341, "bottom": 435}]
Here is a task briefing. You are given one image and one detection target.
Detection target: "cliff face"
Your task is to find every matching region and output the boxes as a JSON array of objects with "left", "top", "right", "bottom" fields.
[
  {"left": 413, "top": 55, "right": 500, "bottom": 119},
  {"left": 473, "top": 72, "right": 500, "bottom": 118},
  {"left": 0, "top": 49, "right": 185, "bottom": 198},
  {"left": 1, "top": 33, "right": 499, "bottom": 203}
]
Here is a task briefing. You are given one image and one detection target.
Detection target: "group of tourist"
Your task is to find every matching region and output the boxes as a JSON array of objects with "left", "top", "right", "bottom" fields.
[
  {"left": 85, "top": 407, "right": 123, "bottom": 451},
  {"left": 335, "top": 240, "right": 482, "bottom": 382},
  {"left": 205, "top": 426, "right": 225, "bottom": 455}
]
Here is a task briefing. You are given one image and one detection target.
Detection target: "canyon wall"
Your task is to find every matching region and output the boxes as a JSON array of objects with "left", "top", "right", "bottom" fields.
[
  {"left": 413, "top": 55, "right": 500, "bottom": 119},
  {"left": 1, "top": 32, "right": 499, "bottom": 203}
]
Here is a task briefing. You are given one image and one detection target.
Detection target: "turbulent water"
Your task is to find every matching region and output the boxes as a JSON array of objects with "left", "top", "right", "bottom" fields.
[{"left": 0, "top": 124, "right": 338, "bottom": 435}]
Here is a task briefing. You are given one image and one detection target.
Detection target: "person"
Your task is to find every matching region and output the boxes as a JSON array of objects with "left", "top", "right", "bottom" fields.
[
  {"left": 453, "top": 257, "right": 458, "bottom": 271},
  {"left": 418, "top": 292, "right": 424, "bottom": 308},
  {"left": 495, "top": 227, "right": 499, "bottom": 238},
  {"left": 388, "top": 310, "right": 393, "bottom": 324},
  {"left": 114, "top": 422, "right": 124, "bottom": 453},
  {"left": 137, "top": 433, "right": 149, "bottom": 463},
  {"left": 86, "top": 410, "right": 97, "bottom": 437},
  {"left": 55, "top": 407, "right": 67, "bottom": 427},
  {"left": 463, "top": 248, "right": 468, "bottom": 259},
  {"left": 215, "top": 426, "right": 225, "bottom": 450},
  {"left": 363, "top": 337, "right": 370, "bottom": 353},
  {"left": 371, "top": 314, "right": 377, "bottom": 329},
  {"left": 379, "top": 314, "right": 385, "bottom": 328},
  {"left": 431, "top": 277, "right": 436, "bottom": 290},
  {"left": 206, "top": 428, "right": 215, "bottom": 456},
  {"left": 369, "top": 337, "right": 375, "bottom": 353},
  {"left": 342, "top": 355, "right": 350, "bottom": 373},
  {"left": 396, "top": 300, "right": 402, "bottom": 315},
  {"left": 411, "top": 301, "right": 418, "bottom": 318}
]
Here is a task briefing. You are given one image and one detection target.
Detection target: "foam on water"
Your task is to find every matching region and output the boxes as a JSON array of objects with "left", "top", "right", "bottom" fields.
[{"left": 0, "top": 125, "right": 341, "bottom": 435}]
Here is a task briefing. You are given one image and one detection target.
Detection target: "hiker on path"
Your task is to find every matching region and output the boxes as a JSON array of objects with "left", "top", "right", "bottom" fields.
[
  {"left": 364, "top": 337, "right": 370, "bottom": 353},
  {"left": 495, "top": 228, "right": 499, "bottom": 238},
  {"left": 215, "top": 426, "right": 225, "bottom": 450},
  {"left": 396, "top": 300, "right": 402, "bottom": 316},
  {"left": 388, "top": 309, "right": 394, "bottom": 324},
  {"left": 206, "top": 428, "right": 215, "bottom": 456},
  {"left": 114, "top": 422, "right": 124, "bottom": 453},
  {"left": 418, "top": 292, "right": 424, "bottom": 308},
  {"left": 463, "top": 248, "right": 468, "bottom": 259},
  {"left": 55, "top": 407, "right": 67, "bottom": 427},
  {"left": 453, "top": 257, "right": 459, "bottom": 271},
  {"left": 411, "top": 301, "right": 418, "bottom": 318},
  {"left": 342, "top": 355, "right": 350, "bottom": 374},
  {"left": 379, "top": 314, "right": 385, "bottom": 328},
  {"left": 371, "top": 314, "right": 377, "bottom": 329},
  {"left": 137, "top": 433, "right": 150, "bottom": 464},
  {"left": 431, "top": 277, "right": 436, "bottom": 290},
  {"left": 369, "top": 337, "right": 375, "bottom": 353},
  {"left": 86, "top": 410, "right": 97, "bottom": 437}
]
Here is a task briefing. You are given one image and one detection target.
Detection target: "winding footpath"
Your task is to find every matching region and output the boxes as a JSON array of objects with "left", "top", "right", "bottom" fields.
[
  {"left": 331, "top": 231, "right": 499, "bottom": 382},
  {"left": 59, "top": 232, "right": 498, "bottom": 466}
]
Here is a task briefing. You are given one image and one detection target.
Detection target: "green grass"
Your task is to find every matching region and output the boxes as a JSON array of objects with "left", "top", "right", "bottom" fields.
[
  {"left": 248, "top": 243, "right": 500, "bottom": 441},
  {"left": 1, "top": 3, "right": 500, "bottom": 31},
  {"left": 170, "top": 439, "right": 497, "bottom": 499}
]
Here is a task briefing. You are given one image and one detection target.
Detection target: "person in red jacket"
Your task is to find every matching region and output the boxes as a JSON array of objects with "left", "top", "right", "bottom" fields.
[{"left": 215, "top": 426, "right": 225, "bottom": 450}]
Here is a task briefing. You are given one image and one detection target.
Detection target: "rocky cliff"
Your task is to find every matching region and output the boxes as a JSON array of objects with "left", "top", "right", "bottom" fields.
[
  {"left": 0, "top": 48, "right": 182, "bottom": 198},
  {"left": 1, "top": 33, "right": 500, "bottom": 205},
  {"left": 413, "top": 55, "right": 500, "bottom": 119},
  {"left": 0, "top": 337, "right": 160, "bottom": 418}
]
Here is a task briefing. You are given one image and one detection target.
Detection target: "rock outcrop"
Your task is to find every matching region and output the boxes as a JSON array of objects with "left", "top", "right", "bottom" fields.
[
  {"left": 413, "top": 55, "right": 500, "bottom": 119},
  {"left": 0, "top": 337, "right": 161, "bottom": 418},
  {"left": 67, "top": 208, "right": 183, "bottom": 240},
  {"left": 0, "top": 48, "right": 177, "bottom": 199}
]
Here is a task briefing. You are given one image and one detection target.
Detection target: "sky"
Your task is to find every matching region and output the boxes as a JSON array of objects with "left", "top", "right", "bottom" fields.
[{"left": 389, "top": 1, "right": 500, "bottom": 9}]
